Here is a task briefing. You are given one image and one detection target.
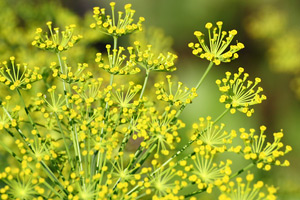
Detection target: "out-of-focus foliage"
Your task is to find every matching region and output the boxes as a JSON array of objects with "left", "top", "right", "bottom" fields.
[{"left": 0, "top": 0, "right": 102, "bottom": 66}]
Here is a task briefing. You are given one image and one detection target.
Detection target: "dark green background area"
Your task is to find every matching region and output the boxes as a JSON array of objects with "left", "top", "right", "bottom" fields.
[{"left": 1, "top": 0, "right": 300, "bottom": 199}]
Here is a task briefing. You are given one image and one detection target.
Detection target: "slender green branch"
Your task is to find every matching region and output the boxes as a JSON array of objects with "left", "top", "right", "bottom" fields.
[
  {"left": 56, "top": 52, "right": 69, "bottom": 107},
  {"left": 0, "top": 140, "right": 22, "bottom": 162},
  {"left": 54, "top": 113, "right": 74, "bottom": 170},
  {"left": 174, "top": 61, "right": 214, "bottom": 120},
  {"left": 139, "top": 69, "right": 150, "bottom": 99},
  {"left": 195, "top": 61, "right": 214, "bottom": 90},
  {"left": 230, "top": 162, "right": 255, "bottom": 179},
  {"left": 184, "top": 188, "right": 207, "bottom": 198},
  {"left": 16, "top": 89, "right": 41, "bottom": 138}
]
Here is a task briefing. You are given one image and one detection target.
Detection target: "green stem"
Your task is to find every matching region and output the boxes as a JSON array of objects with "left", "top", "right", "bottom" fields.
[
  {"left": 0, "top": 139, "right": 22, "bottom": 162},
  {"left": 96, "top": 36, "right": 118, "bottom": 175},
  {"left": 174, "top": 61, "right": 214, "bottom": 120},
  {"left": 131, "top": 143, "right": 157, "bottom": 174},
  {"left": 184, "top": 188, "right": 207, "bottom": 198},
  {"left": 56, "top": 51, "right": 84, "bottom": 185},
  {"left": 54, "top": 113, "right": 74, "bottom": 170},
  {"left": 16, "top": 89, "right": 41, "bottom": 137},
  {"left": 56, "top": 52, "right": 69, "bottom": 107},
  {"left": 139, "top": 69, "right": 150, "bottom": 99},
  {"left": 195, "top": 61, "right": 214, "bottom": 90},
  {"left": 230, "top": 162, "right": 255, "bottom": 179}
]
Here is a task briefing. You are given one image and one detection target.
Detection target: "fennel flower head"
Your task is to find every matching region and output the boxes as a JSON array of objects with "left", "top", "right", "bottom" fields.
[
  {"left": 216, "top": 67, "right": 266, "bottom": 117},
  {"left": 189, "top": 21, "right": 244, "bottom": 65}
]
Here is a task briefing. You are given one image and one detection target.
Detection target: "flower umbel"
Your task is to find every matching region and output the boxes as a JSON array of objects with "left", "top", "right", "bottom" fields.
[
  {"left": 32, "top": 22, "right": 82, "bottom": 52},
  {"left": 216, "top": 67, "right": 267, "bottom": 117},
  {"left": 111, "top": 82, "right": 142, "bottom": 108},
  {"left": 190, "top": 143, "right": 232, "bottom": 193},
  {"left": 218, "top": 173, "right": 277, "bottom": 200},
  {"left": 90, "top": 2, "right": 145, "bottom": 36},
  {"left": 191, "top": 116, "right": 237, "bottom": 148},
  {"left": 238, "top": 126, "right": 291, "bottom": 171},
  {"left": 133, "top": 41, "right": 178, "bottom": 72},
  {"left": 155, "top": 75, "right": 198, "bottom": 106},
  {"left": 0, "top": 57, "right": 42, "bottom": 90},
  {"left": 189, "top": 21, "right": 244, "bottom": 65},
  {"left": 95, "top": 45, "right": 140, "bottom": 75}
]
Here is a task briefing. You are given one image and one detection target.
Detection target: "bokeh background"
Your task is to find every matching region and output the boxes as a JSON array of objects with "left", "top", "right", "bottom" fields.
[{"left": 1, "top": 0, "right": 300, "bottom": 199}]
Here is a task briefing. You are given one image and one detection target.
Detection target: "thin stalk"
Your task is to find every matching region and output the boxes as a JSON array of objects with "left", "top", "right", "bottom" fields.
[
  {"left": 116, "top": 68, "right": 151, "bottom": 166},
  {"left": 54, "top": 113, "right": 74, "bottom": 170},
  {"left": 230, "top": 162, "right": 255, "bottom": 179},
  {"left": 56, "top": 51, "right": 84, "bottom": 185},
  {"left": 174, "top": 61, "right": 214, "bottom": 120},
  {"left": 131, "top": 143, "right": 157, "bottom": 174},
  {"left": 184, "top": 188, "right": 207, "bottom": 198},
  {"left": 16, "top": 89, "right": 41, "bottom": 138},
  {"left": 0, "top": 140, "right": 22, "bottom": 162},
  {"left": 139, "top": 69, "right": 150, "bottom": 99},
  {"left": 95, "top": 36, "right": 118, "bottom": 175},
  {"left": 195, "top": 62, "right": 214, "bottom": 90},
  {"left": 56, "top": 52, "right": 69, "bottom": 107},
  {"left": 41, "top": 179, "right": 64, "bottom": 199}
]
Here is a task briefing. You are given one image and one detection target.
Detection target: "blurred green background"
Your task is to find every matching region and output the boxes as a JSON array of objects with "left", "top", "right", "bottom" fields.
[{"left": 1, "top": 0, "right": 300, "bottom": 199}]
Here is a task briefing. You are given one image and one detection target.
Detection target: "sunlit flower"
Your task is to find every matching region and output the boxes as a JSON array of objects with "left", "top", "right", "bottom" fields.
[
  {"left": 148, "top": 164, "right": 183, "bottom": 198},
  {"left": 189, "top": 21, "right": 244, "bottom": 65},
  {"left": 216, "top": 67, "right": 266, "bottom": 117},
  {"left": 133, "top": 41, "right": 178, "bottom": 72},
  {"left": 218, "top": 173, "right": 277, "bottom": 200},
  {"left": 0, "top": 57, "right": 42, "bottom": 90},
  {"left": 0, "top": 167, "right": 42, "bottom": 200},
  {"left": 0, "top": 96, "right": 21, "bottom": 130},
  {"left": 190, "top": 144, "right": 232, "bottom": 193},
  {"left": 95, "top": 45, "right": 140, "bottom": 75},
  {"left": 191, "top": 116, "right": 236, "bottom": 148},
  {"left": 38, "top": 85, "right": 66, "bottom": 114},
  {"left": 111, "top": 82, "right": 142, "bottom": 108},
  {"left": 32, "top": 22, "right": 82, "bottom": 52},
  {"left": 50, "top": 59, "right": 90, "bottom": 84},
  {"left": 155, "top": 75, "right": 197, "bottom": 106},
  {"left": 90, "top": 2, "right": 145, "bottom": 36},
  {"left": 238, "top": 126, "right": 291, "bottom": 171}
]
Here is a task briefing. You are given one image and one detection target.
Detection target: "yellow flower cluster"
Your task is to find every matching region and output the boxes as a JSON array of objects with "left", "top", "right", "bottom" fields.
[
  {"left": 216, "top": 67, "right": 267, "bottom": 117},
  {"left": 0, "top": 167, "right": 45, "bottom": 200},
  {"left": 0, "top": 96, "right": 21, "bottom": 130},
  {"left": 90, "top": 2, "right": 145, "bottom": 37},
  {"left": 95, "top": 45, "right": 140, "bottom": 75},
  {"left": 111, "top": 82, "right": 142, "bottom": 108},
  {"left": 218, "top": 173, "right": 277, "bottom": 200},
  {"left": 189, "top": 21, "right": 244, "bottom": 65},
  {"left": 133, "top": 41, "right": 178, "bottom": 72},
  {"left": 50, "top": 59, "right": 90, "bottom": 84},
  {"left": 154, "top": 75, "right": 197, "bottom": 106},
  {"left": 190, "top": 143, "right": 232, "bottom": 194},
  {"left": 32, "top": 22, "right": 82, "bottom": 52},
  {"left": 191, "top": 116, "right": 236, "bottom": 148},
  {"left": 236, "top": 126, "right": 291, "bottom": 171},
  {"left": 0, "top": 57, "right": 42, "bottom": 90},
  {"left": 0, "top": 2, "right": 292, "bottom": 200}
]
